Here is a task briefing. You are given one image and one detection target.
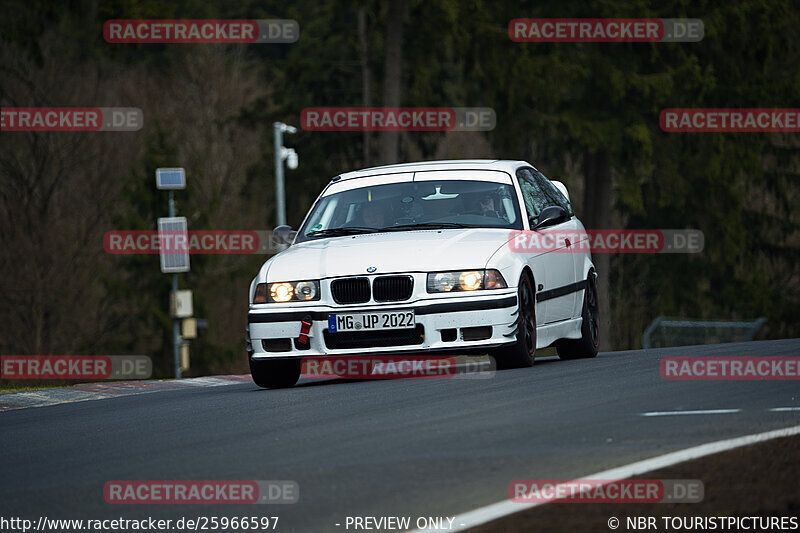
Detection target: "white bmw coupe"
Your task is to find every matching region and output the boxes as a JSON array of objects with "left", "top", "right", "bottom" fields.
[{"left": 247, "top": 160, "right": 599, "bottom": 388}]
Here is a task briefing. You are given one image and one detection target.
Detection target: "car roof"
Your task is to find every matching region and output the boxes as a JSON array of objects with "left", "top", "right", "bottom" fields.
[{"left": 335, "top": 159, "right": 532, "bottom": 181}]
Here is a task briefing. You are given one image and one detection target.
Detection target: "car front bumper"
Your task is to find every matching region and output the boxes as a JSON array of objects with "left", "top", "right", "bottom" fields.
[{"left": 247, "top": 291, "right": 518, "bottom": 359}]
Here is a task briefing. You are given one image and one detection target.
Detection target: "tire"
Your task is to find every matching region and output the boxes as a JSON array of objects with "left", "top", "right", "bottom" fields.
[
  {"left": 557, "top": 273, "right": 600, "bottom": 360},
  {"left": 249, "top": 357, "right": 301, "bottom": 388},
  {"left": 495, "top": 274, "right": 537, "bottom": 369}
]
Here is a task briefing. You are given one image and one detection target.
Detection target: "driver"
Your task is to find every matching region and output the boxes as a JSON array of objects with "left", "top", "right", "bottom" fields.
[{"left": 478, "top": 194, "right": 501, "bottom": 218}]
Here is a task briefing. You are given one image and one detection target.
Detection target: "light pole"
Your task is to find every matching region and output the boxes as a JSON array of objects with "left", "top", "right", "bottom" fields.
[{"left": 273, "top": 122, "right": 298, "bottom": 231}]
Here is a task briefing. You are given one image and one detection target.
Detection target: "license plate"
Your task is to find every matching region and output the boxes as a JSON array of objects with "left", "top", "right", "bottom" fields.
[{"left": 328, "top": 311, "right": 415, "bottom": 332}]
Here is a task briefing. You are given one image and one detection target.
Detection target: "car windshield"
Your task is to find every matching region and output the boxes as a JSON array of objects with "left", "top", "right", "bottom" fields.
[{"left": 296, "top": 179, "right": 523, "bottom": 242}]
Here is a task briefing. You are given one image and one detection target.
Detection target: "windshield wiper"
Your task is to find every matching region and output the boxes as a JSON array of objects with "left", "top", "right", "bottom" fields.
[
  {"left": 305, "top": 226, "right": 380, "bottom": 238},
  {"left": 380, "top": 222, "right": 476, "bottom": 232}
]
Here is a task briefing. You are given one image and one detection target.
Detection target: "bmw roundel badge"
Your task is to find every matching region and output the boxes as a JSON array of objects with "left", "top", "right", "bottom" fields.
[{"left": 366, "top": 266, "right": 377, "bottom": 273}]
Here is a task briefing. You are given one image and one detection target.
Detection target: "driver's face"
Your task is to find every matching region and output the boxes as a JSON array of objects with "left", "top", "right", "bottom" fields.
[{"left": 480, "top": 196, "right": 495, "bottom": 214}]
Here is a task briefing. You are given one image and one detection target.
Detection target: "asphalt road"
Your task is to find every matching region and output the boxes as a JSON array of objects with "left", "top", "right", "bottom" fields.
[{"left": 2, "top": 339, "right": 799, "bottom": 532}]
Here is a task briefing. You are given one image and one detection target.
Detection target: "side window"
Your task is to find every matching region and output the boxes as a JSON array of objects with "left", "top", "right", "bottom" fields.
[
  {"left": 533, "top": 169, "right": 574, "bottom": 217},
  {"left": 516, "top": 168, "right": 551, "bottom": 223}
]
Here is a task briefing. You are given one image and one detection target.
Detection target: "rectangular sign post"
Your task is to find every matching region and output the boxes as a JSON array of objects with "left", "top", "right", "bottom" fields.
[
  {"left": 156, "top": 168, "right": 186, "bottom": 190},
  {"left": 157, "top": 168, "right": 188, "bottom": 379},
  {"left": 157, "top": 217, "right": 190, "bottom": 273}
]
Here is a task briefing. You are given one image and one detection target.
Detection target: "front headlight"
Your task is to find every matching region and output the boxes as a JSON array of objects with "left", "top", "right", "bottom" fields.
[
  {"left": 294, "top": 281, "right": 318, "bottom": 300},
  {"left": 426, "top": 269, "right": 507, "bottom": 293},
  {"left": 270, "top": 282, "right": 294, "bottom": 302},
  {"left": 253, "top": 280, "right": 321, "bottom": 303}
]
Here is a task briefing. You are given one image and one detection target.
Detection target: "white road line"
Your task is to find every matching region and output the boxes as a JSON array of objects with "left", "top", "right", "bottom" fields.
[
  {"left": 641, "top": 409, "right": 741, "bottom": 417},
  {"left": 408, "top": 423, "right": 800, "bottom": 533},
  {"left": 770, "top": 407, "right": 800, "bottom": 412}
]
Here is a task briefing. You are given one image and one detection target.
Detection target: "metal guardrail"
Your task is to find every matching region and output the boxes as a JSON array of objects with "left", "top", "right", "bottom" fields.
[{"left": 642, "top": 317, "right": 767, "bottom": 349}]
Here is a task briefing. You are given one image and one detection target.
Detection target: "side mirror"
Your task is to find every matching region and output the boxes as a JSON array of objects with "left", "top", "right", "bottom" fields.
[
  {"left": 272, "top": 225, "right": 297, "bottom": 246},
  {"left": 551, "top": 180, "right": 570, "bottom": 202},
  {"left": 532, "top": 205, "right": 569, "bottom": 230}
]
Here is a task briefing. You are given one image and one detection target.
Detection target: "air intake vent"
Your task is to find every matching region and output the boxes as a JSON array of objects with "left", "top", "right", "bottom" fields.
[
  {"left": 330, "top": 277, "right": 371, "bottom": 304},
  {"left": 324, "top": 325, "right": 425, "bottom": 349},
  {"left": 373, "top": 275, "right": 413, "bottom": 302}
]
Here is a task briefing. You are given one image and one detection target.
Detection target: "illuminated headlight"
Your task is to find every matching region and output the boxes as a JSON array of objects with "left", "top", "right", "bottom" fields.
[
  {"left": 253, "top": 280, "right": 321, "bottom": 303},
  {"left": 459, "top": 271, "right": 482, "bottom": 291},
  {"left": 271, "top": 282, "right": 294, "bottom": 302},
  {"left": 426, "top": 270, "right": 507, "bottom": 293}
]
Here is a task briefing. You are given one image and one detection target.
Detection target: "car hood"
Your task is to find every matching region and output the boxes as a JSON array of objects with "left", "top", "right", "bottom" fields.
[{"left": 263, "top": 229, "right": 515, "bottom": 280}]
